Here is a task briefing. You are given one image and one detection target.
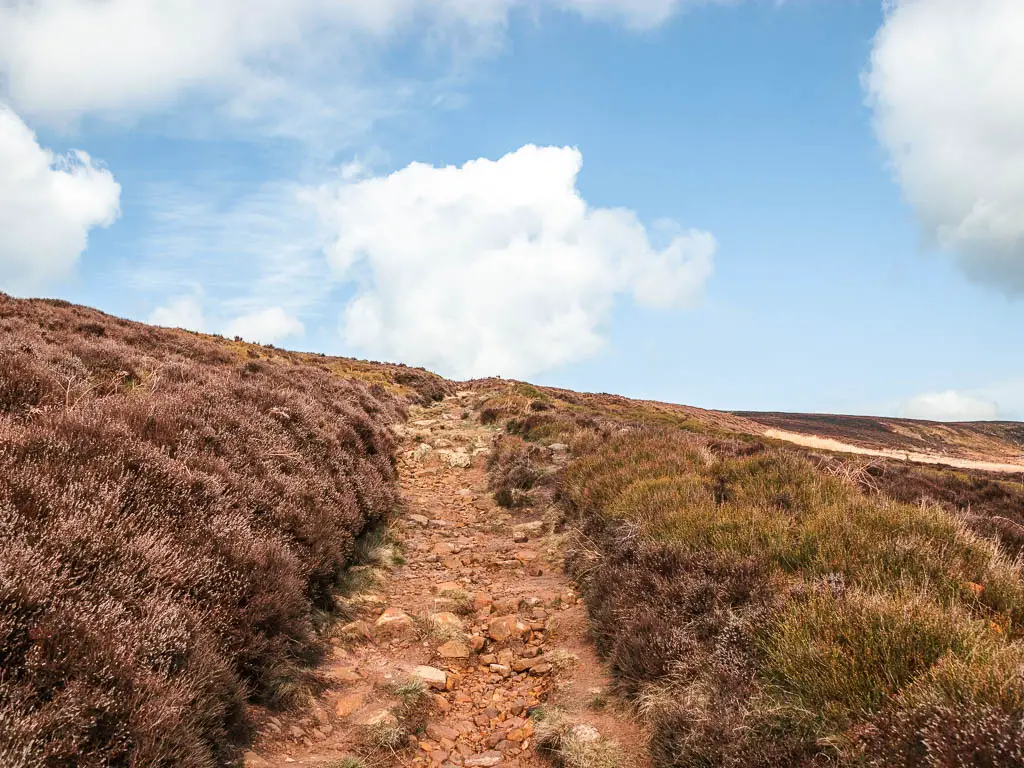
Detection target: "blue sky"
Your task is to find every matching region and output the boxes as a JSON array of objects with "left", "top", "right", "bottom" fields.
[{"left": 1, "top": 0, "right": 1022, "bottom": 420}]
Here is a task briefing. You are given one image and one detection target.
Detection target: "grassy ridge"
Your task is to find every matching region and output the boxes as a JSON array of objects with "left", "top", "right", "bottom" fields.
[
  {"left": 0, "top": 296, "right": 438, "bottom": 767},
  {"left": 475, "top": 381, "right": 1024, "bottom": 766}
]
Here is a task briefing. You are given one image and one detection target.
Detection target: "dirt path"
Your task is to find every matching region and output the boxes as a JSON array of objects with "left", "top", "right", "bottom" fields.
[
  {"left": 764, "top": 427, "right": 1024, "bottom": 475},
  {"left": 244, "top": 392, "right": 647, "bottom": 768}
]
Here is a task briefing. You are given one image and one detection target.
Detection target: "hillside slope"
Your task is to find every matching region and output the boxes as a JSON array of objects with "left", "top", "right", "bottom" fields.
[
  {"left": 0, "top": 294, "right": 447, "bottom": 767},
  {"left": 4, "top": 296, "right": 1024, "bottom": 768},
  {"left": 471, "top": 380, "right": 1024, "bottom": 767}
]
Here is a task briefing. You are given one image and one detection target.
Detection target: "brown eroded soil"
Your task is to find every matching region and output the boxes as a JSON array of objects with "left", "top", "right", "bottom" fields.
[
  {"left": 762, "top": 427, "right": 1024, "bottom": 474},
  {"left": 243, "top": 392, "right": 648, "bottom": 768}
]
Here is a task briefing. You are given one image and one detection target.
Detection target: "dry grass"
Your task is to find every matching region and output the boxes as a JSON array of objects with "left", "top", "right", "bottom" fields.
[
  {"left": 556, "top": 428, "right": 1024, "bottom": 765},
  {"left": 0, "top": 294, "right": 412, "bottom": 767},
  {"left": 533, "top": 707, "right": 622, "bottom": 768},
  {"left": 471, "top": 379, "right": 1024, "bottom": 767},
  {"left": 357, "top": 678, "right": 431, "bottom": 755}
]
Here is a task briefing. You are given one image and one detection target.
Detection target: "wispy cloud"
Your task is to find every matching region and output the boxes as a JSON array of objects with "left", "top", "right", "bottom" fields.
[{"left": 132, "top": 179, "right": 332, "bottom": 333}]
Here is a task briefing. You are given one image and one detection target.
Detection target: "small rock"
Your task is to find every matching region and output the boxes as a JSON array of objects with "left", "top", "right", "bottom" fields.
[
  {"left": 448, "top": 450, "right": 472, "bottom": 469},
  {"left": 511, "top": 655, "right": 543, "bottom": 673},
  {"left": 465, "top": 751, "right": 504, "bottom": 766},
  {"left": 409, "top": 513, "right": 430, "bottom": 526},
  {"left": 429, "top": 612, "right": 463, "bottom": 631},
  {"left": 375, "top": 607, "right": 414, "bottom": 637},
  {"left": 488, "top": 615, "right": 529, "bottom": 643},
  {"left": 512, "top": 521, "right": 545, "bottom": 542},
  {"left": 242, "top": 752, "right": 270, "bottom": 768},
  {"left": 413, "top": 665, "right": 449, "bottom": 690},
  {"left": 548, "top": 443, "right": 569, "bottom": 452},
  {"left": 491, "top": 597, "right": 516, "bottom": 614},
  {"left": 437, "top": 640, "right": 471, "bottom": 659},
  {"left": 434, "top": 694, "right": 452, "bottom": 713},
  {"left": 427, "top": 723, "right": 460, "bottom": 742}
]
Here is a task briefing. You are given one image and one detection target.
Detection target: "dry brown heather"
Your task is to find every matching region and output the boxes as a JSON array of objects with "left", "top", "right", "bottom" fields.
[
  {"left": 474, "top": 381, "right": 1024, "bottom": 767},
  {"left": 0, "top": 294, "right": 447, "bottom": 768}
]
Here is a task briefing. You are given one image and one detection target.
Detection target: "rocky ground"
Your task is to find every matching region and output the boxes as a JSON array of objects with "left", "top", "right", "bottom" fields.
[{"left": 243, "top": 392, "right": 647, "bottom": 768}]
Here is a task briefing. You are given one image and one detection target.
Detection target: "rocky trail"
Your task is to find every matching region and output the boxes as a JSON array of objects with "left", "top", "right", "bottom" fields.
[{"left": 244, "top": 392, "right": 647, "bottom": 768}]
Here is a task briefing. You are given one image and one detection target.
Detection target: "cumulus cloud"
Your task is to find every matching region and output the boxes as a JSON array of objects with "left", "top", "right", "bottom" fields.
[
  {"left": 900, "top": 389, "right": 1000, "bottom": 422},
  {"left": 224, "top": 307, "right": 305, "bottom": 345},
  {"left": 310, "top": 144, "right": 715, "bottom": 379},
  {"left": 149, "top": 295, "right": 206, "bottom": 332},
  {"left": 0, "top": 105, "right": 121, "bottom": 293},
  {"left": 866, "top": 0, "right": 1024, "bottom": 293},
  {"left": 0, "top": 0, "right": 720, "bottom": 124}
]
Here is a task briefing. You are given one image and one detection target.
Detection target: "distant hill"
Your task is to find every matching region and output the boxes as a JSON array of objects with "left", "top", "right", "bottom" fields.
[{"left": 737, "top": 410, "right": 1024, "bottom": 470}]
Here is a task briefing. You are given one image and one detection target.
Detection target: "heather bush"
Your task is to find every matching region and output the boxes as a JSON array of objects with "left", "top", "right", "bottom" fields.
[
  {"left": 861, "top": 645, "right": 1024, "bottom": 766},
  {"left": 487, "top": 435, "right": 546, "bottom": 508},
  {"left": 556, "top": 427, "right": 1024, "bottom": 766},
  {"left": 858, "top": 460, "right": 1024, "bottom": 558},
  {"left": 0, "top": 294, "right": 405, "bottom": 767}
]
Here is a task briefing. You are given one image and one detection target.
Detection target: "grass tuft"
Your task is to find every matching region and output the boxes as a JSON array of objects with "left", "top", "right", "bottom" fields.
[{"left": 533, "top": 707, "right": 622, "bottom": 768}]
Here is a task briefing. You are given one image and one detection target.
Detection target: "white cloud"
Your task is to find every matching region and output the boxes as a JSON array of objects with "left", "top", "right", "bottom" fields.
[
  {"left": 0, "top": 0, "right": 721, "bottom": 126},
  {"left": 900, "top": 389, "right": 1001, "bottom": 422},
  {"left": 0, "top": 105, "right": 121, "bottom": 293},
  {"left": 866, "top": 0, "right": 1024, "bottom": 293},
  {"left": 556, "top": 0, "right": 687, "bottom": 28},
  {"left": 224, "top": 307, "right": 305, "bottom": 345},
  {"left": 149, "top": 295, "right": 206, "bottom": 332},
  {"left": 0, "top": 0, "right": 410, "bottom": 121},
  {"left": 310, "top": 144, "right": 715, "bottom": 379}
]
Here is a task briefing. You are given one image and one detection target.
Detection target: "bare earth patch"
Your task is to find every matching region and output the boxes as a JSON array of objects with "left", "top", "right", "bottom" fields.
[
  {"left": 764, "top": 427, "right": 1024, "bottom": 474},
  {"left": 246, "top": 393, "right": 647, "bottom": 768}
]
